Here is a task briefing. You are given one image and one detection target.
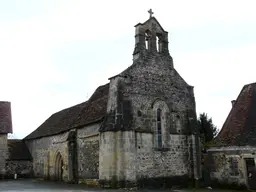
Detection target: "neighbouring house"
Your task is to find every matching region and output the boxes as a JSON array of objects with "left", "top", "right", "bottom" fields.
[
  {"left": 204, "top": 82, "right": 256, "bottom": 190},
  {"left": 0, "top": 101, "right": 32, "bottom": 179},
  {"left": 0, "top": 101, "right": 13, "bottom": 178}
]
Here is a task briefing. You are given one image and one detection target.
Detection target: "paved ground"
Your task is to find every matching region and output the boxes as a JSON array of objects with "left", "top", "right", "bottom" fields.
[
  {"left": 0, "top": 179, "right": 247, "bottom": 192},
  {"left": 0, "top": 179, "right": 117, "bottom": 192},
  {"left": 0, "top": 180, "right": 178, "bottom": 192}
]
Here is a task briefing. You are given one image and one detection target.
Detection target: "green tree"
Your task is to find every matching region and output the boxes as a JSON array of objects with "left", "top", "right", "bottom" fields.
[{"left": 197, "top": 113, "right": 218, "bottom": 144}]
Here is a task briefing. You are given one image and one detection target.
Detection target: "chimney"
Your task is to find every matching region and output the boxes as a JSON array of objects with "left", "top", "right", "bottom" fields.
[{"left": 231, "top": 100, "right": 236, "bottom": 107}]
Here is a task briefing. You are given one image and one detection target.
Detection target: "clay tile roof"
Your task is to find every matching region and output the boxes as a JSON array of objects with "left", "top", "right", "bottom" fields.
[
  {"left": 7, "top": 139, "right": 32, "bottom": 160},
  {"left": 214, "top": 82, "right": 256, "bottom": 147},
  {"left": 0, "top": 101, "right": 13, "bottom": 134},
  {"left": 23, "top": 83, "right": 109, "bottom": 140}
]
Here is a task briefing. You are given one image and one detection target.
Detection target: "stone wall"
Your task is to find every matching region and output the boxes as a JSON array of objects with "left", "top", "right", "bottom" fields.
[
  {"left": 77, "top": 123, "right": 100, "bottom": 182},
  {"left": 99, "top": 131, "right": 194, "bottom": 188},
  {"left": 5, "top": 160, "right": 33, "bottom": 178},
  {"left": 110, "top": 52, "right": 197, "bottom": 137},
  {"left": 26, "top": 124, "right": 101, "bottom": 183},
  {"left": 0, "top": 134, "right": 7, "bottom": 177},
  {"left": 25, "top": 132, "right": 69, "bottom": 181},
  {"left": 204, "top": 146, "right": 256, "bottom": 189},
  {"left": 136, "top": 133, "right": 192, "bottom": 179},
  {"left": 99, "top": 131, "right": 136, "bottom": 186}
]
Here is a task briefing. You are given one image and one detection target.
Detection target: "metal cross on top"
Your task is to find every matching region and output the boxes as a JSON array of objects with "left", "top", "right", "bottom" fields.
[{"left": 148, "top": 9, "right": 154, "bottom": 18}]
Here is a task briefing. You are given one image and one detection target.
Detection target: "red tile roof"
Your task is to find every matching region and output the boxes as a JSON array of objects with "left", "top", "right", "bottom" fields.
[
  {"left": 214, "top": 83, "right": 256, "bottom": 146},
  {"left": 0, "top": 101, "right": 13, "bottom": 134}
]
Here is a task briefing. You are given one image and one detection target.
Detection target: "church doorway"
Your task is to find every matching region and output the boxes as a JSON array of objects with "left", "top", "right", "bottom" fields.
[{"left": 55, "top": 152, "right": 64, "bottom": 181}]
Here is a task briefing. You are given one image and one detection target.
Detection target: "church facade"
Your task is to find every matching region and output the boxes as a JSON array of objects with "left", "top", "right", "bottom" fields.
[{"left": 6, "top": 13, "right": 200, "bottom": 188}]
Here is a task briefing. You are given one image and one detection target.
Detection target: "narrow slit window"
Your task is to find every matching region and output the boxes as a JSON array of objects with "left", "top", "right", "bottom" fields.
[
  {"left": 230, "top": 157, "right": 239, "bottom": 176},
  {"left": 176, "top": 115, "right": 181, "bottom": 133},
  {"left": 156, "top": 109, "right": 162, "bottom": 148}
]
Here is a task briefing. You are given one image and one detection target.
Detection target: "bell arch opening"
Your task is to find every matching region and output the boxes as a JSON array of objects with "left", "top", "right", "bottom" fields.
[
  {"left": 145, "top": 30, "right": 151, "bottom": 50},
  {"left": 156, "top": 36, "right": 159, "bottom": 52}
]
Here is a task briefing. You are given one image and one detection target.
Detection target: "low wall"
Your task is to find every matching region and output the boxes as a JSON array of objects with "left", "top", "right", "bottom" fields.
[{"left": 5, "top": 160, "right": 33, "bottom": 178}]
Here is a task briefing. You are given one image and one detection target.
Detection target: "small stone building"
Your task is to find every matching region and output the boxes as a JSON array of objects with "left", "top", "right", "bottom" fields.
[
  {"left": 20, "top": 13, "right": 201, "bottom": 188},
  {"left": 205, "top": 83, "right": 256, "bottom": 190},
  {"left": 6, "top": 139, "right": 33, "bottom": 178},
  {"left": 0, "top": 102, "right": 32, "bottom": 179}
]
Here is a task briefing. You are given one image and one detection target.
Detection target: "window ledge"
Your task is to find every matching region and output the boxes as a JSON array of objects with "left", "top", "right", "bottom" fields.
[{"left": 154, "top": 147, "right": 170, "bottom": 152}]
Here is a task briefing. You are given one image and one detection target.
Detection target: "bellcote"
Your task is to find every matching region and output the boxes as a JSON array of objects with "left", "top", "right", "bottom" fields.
[{"left": 133, "top": 9, "right": 170, "bottom": 60}]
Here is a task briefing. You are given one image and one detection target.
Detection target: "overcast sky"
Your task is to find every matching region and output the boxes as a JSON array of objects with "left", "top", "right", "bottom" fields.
[{"left": 1, "top": 0, "right": 256, "bottom": 139}]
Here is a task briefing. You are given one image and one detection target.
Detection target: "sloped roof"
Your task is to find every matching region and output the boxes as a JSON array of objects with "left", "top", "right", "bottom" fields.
[
  {"left": 214, "top": 82, "right": 256, "bottom": 146},
  {"left": 0, "top": 101, "right": 13, "bottom": 134},
  {"left": 24, "top": 83, "right": 109, "bottom": 140},
  {"left": 7, "top": 139, "right": 32, "bottom": 160}
]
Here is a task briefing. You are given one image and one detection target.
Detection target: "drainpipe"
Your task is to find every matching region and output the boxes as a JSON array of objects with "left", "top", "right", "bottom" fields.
[{"left": 194, "top": 124, "right": 201, "bottom": 188}]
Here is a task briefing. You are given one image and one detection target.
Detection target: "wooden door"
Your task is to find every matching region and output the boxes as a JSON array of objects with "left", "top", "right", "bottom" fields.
[{"left": 245, "top": 158, "right": 256, "bottom": 189}]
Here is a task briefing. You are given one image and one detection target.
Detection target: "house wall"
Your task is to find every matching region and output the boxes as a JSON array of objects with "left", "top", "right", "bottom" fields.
[
  {"left": 25, "top": 132, "right": 69, "bottom": 181},
  {"left": 0, "top": 134, "right": 7, "bottom": 177},
  {"left": 205, "top": 146, "right": 256, "bottom": 189},
  {"left": 77, "top": 123, "right": 100, "bottom": 185}
]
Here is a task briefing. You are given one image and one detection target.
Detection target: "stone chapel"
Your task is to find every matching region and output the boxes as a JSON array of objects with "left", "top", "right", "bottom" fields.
[{"left": 2, "top": 11, "right": 201, "bottom": 188}]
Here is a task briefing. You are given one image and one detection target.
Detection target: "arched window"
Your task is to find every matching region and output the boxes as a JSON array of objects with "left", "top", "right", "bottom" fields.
[
  {"left": 176, "top": 115, "right": 182, "bottom": 133},
  {"left": 152, "top": 99, "right": 169, "bottom": 149},
  {"left": 145, "top": 37, "right": 149, "bottom": 50},
  {"left": 156, "top": 109, "right": 162, "bottom": 148}
]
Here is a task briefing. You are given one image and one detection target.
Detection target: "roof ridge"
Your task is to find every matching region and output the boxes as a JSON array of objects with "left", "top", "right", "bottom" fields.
[
  {"left": 243, "top": 82, "right": 256, "bottom": 87},
  {"left": 50, "top": 101, "right": 88, "bottom": 116},
  {"left": 23, "top": 83, "right": 110, "bottom": 140}
]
